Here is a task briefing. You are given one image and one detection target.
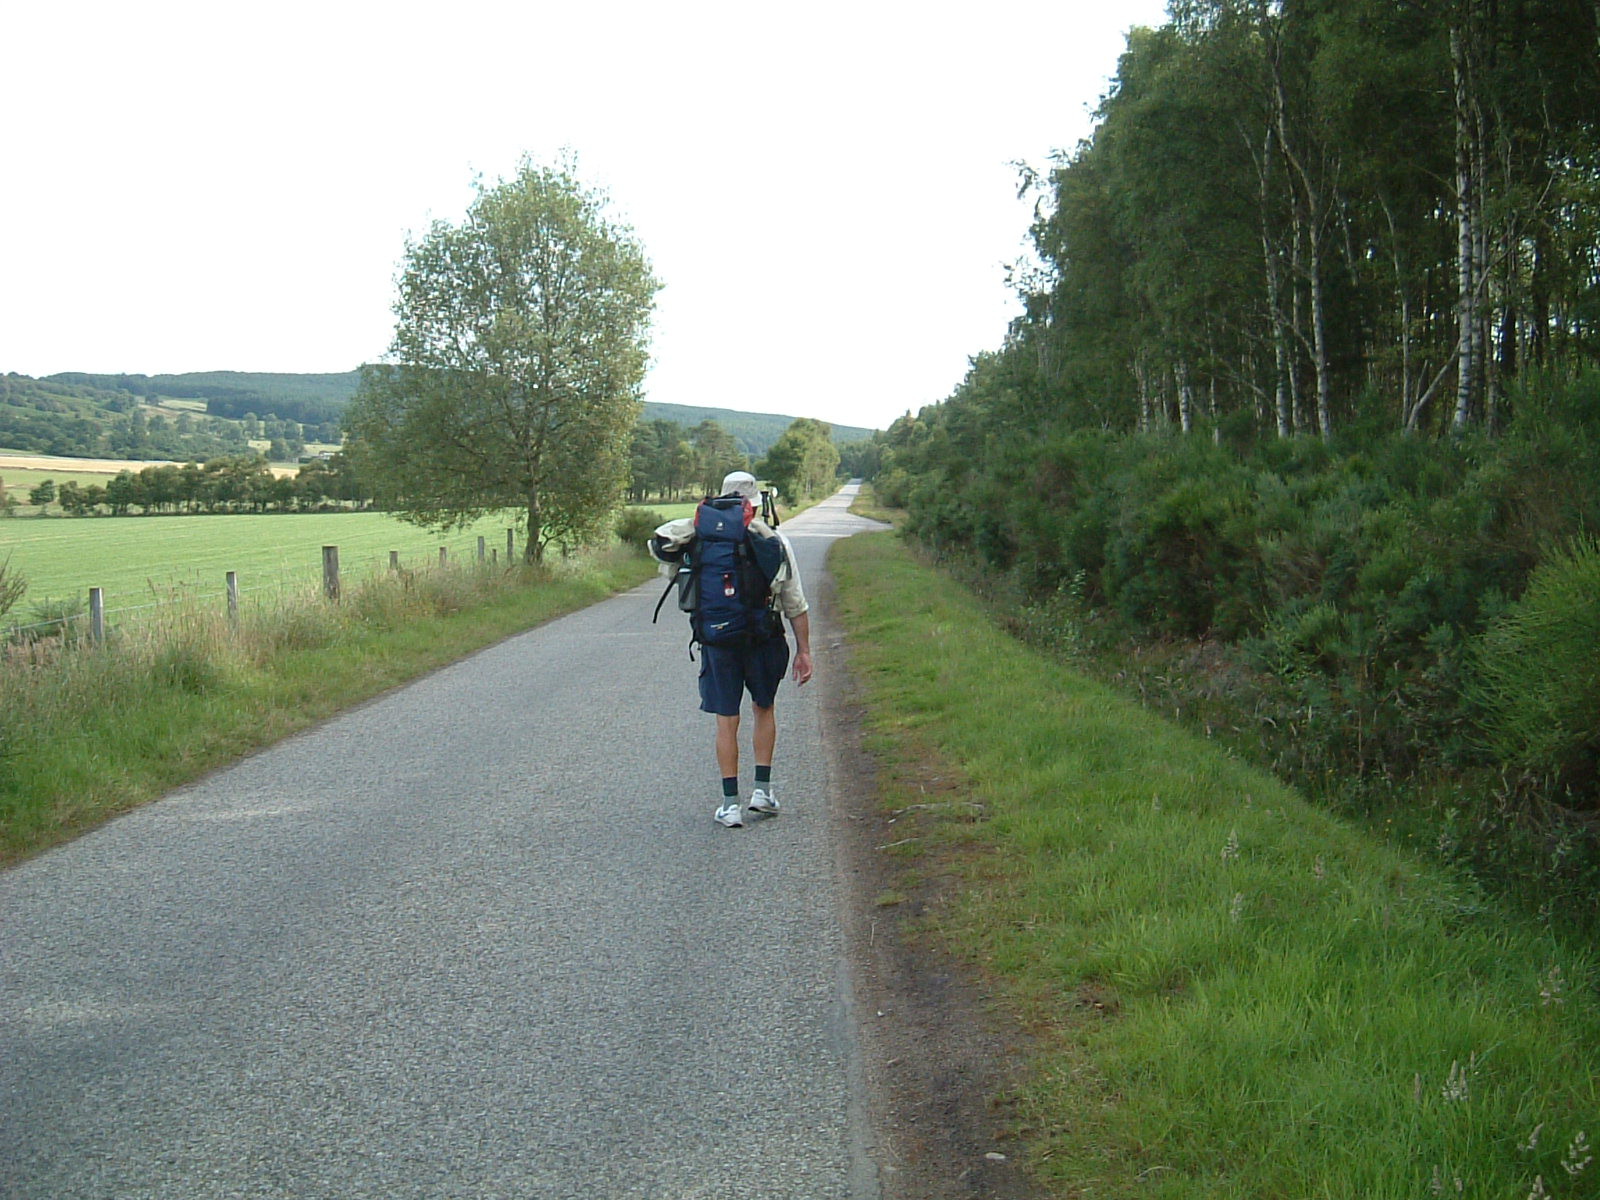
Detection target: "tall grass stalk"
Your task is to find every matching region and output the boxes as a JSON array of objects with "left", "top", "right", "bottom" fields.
[
  {"left": 832, "top": 532, "right": 1600, "bottom": 1199},
  {"left": 0, "top": 548, "right": 654, "bottom": 864}
]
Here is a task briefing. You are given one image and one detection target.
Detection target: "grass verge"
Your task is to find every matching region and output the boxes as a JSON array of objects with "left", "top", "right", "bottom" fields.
[
  {"left": 0, "top": 549, "right": 655, "bottom": 866},
  {"left": 831, "top": 531, "right": 1600, "bottom": 1199}
]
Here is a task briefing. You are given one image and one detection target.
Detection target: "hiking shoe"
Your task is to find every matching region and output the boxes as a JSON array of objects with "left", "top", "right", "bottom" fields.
[
  {"left": 748, "top": 788, "right": 780, "bottom": 815},
  {"left": 714, "top": 800, "right": 745, "bottom": 828}
]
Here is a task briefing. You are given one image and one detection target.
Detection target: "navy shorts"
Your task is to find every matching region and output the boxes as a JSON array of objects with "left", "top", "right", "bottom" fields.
[{"left": 698, "top": 637, "right": 791, "bottom": 716}]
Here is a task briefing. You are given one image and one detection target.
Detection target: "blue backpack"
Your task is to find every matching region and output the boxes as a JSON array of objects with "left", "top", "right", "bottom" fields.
[{"left": 652, "top": 495, "right": 786, "bottom": 648}]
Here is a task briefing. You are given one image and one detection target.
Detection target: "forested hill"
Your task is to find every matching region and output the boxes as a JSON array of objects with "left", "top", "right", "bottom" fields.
[
  {"left": 47, "top": 370, "right": 360, "bottom": 428},
  {"left": 639, "top": 401, "right": 873, "bottom": 455},
  {"left": 18, "top": 370, "right": 873, "bottom": 458}
]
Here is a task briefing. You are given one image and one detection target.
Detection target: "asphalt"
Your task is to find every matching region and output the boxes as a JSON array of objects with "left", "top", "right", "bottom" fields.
[{"left": 0, "top": 485, "right": 889, "bottom": 1200}]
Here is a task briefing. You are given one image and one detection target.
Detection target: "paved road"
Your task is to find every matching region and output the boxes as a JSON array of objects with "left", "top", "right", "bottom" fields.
[{"left": 1, "top": 486, "right": 889, "bottom": 1199}]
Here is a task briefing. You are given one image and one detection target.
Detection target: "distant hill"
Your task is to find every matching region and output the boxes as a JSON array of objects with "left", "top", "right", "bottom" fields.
[
  {"left": 46, "top": 370, "right": 360, "bottom": 428},
  {"left": 1, "top": 373, "right": 257, "bottom": 461},
  {"left": 15, "top": 370, "right": 875, "bottom": 460},
  {"left": 637, "top": 401, "right": 874, "bottom": 456}
]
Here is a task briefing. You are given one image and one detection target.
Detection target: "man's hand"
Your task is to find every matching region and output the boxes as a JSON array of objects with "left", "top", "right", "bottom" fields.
[{"left": 789, "top": 611, "right": 813, "bottom": 685}]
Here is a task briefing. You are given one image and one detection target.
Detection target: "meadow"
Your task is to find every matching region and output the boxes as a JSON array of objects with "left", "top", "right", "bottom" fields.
[{"left": 0, "top": 511, "right": 541, "bottom": 622}]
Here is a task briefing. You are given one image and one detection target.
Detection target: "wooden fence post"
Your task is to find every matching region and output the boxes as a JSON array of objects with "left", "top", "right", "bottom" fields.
[
  {"left": 389, "top": 550, "right": 400, "bottom": 571},
  {"left": 322, "top": 545, "right": 340, "bottom": 601},
  {"left": 477, "top": 535, "right": 486, "bottom": 564},
  {"left": 506, "top": 528, "right": 515, "bottom": 563},
  {"left": 89, "top": 587, "right": 105, "bottom": 645},
  {"left": 439, "top": 546, "right": 448, "bottom": 568},
  {"left": 226, "top": 571, "right": 239, "bottom": 627}
]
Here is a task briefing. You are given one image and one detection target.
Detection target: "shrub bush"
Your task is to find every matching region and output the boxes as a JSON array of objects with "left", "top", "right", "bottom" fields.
[
  {"left": 1469, "top": 536, "right": 1600, "bottom": 794},
  {"left": 614, "top": 508, "right": 665, "bottom": 553}
]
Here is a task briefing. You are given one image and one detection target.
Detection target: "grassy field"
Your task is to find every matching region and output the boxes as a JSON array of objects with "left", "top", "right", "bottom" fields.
[
  {"left": 831, "top": 531, "right": 1600, "bottom": 1199},
  {"left": 0, "top": 511, "right": 583, "bottom": 622},
  {"left": 1, "top": 467, "right": 132, "bottom": 496}
]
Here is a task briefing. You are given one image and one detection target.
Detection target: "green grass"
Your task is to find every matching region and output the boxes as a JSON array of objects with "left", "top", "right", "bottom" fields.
[
  {"left": 0, "top": 511, "right": 576, "bottom": 617},
  {"left": 831, "top": 532, "right": 1600, "bottom": 1199},
  {"left": 1, "top": 466, "right": 135, "bottom": 504},
  {"left": 0, "top": 547, "right": 657, "bottom": 865}
]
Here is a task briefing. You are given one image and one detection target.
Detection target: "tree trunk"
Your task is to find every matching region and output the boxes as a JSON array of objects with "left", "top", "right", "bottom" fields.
[
  {"left": 526, "top": 489, "right": 543, "bottom": 564},
  {"left": 1307, "top": 220, "right": 1333, "bottom": 439},
  {"left": 1253, "top": 121, "right": 1293, "bottom": 439},
  {"left": 1135, "top": 356, "right": 1153, "bottom": 432},
  {"left": 1176, "top": 361, "right": 1194, "bottom": 435},
  {"left": 1451, "top": 19, "right": 1483, "bottom": 431}
]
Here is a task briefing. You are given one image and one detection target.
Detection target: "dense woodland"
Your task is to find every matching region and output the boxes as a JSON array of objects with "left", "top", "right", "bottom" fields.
[{"left": 872, "top": 0, "right": 1600, "bottom": 926}]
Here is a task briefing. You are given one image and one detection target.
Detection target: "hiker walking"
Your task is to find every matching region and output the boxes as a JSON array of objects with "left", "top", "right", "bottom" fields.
[{"left": 650, "top": 471, "right": 813, "bottom": 827}]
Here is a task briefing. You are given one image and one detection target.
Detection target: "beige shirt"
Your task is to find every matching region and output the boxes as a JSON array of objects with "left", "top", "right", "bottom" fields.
[{"left": 651, "top": 516, "right": 809, "bottom": 620}]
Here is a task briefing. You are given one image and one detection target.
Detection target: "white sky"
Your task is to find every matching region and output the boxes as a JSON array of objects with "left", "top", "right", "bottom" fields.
[{"left": 0, "top": 0, "right": 1168, "bottom": 433}]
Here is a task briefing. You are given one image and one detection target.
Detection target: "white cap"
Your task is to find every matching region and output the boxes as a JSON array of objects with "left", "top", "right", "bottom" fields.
[{"left": 721, "top": 471, "right": 759, "bottom": 500}]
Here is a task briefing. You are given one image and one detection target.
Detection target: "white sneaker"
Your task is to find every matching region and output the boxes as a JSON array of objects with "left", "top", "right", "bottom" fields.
[
  {"left": 748, "top": 788, "right": 779, "bottom": 815},
  {"left": 714, "top": 800, "right": 744, "bottom": 828}
]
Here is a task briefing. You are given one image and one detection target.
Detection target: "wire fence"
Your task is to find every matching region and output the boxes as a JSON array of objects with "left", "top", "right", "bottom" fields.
[{"left": 3, "top": 531, "right": 521, "bottom": 645}]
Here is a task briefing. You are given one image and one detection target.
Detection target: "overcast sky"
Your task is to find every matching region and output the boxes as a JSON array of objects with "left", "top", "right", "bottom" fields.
[{"left": 1, "top": 1, "right": 1169, "bottom": 433}]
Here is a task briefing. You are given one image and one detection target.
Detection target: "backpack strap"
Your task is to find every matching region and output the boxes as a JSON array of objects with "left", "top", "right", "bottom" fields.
[{"left": 651, "top": 575, "right": 676, "bottom": 624}]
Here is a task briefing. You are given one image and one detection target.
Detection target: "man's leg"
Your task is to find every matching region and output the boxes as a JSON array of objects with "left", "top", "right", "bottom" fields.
[
  {"left": 752, "top": 704, "right": 776, "bottom": 769},
  {"left": 745, "top": 637, "right": 789, "bottom": 816},
  {"left": 716, "top": 713, "right": 741, "bottom": 780},
  {"left": 702, "top": 647, "right": 747, "bottom": 828}
]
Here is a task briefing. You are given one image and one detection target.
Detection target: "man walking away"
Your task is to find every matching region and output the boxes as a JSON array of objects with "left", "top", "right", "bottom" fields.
[{"left": 650, "top": 471, "right": 813, "bottom": 827}]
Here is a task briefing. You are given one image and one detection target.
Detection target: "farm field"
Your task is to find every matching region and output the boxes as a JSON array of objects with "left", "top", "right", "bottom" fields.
[
  {"left": 0, "top": 511, "right": 539, "bottom": 621},
  {"left": 0, "top": 454, "right": 303, "bottom": 503}
]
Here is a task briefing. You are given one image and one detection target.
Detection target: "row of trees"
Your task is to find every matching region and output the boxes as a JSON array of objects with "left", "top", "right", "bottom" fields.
[
  {"left": 628, "top": 418, "right": 750, "bottom": 502},
  {"left": 1001, "top": 0, "right": 1598, "bottom": 439},
  {"left": 6, "top": 455, "right": 370, "bottom": 517},
  {"left": 627, "top": 413, "right": 845, "bottom": 507}
]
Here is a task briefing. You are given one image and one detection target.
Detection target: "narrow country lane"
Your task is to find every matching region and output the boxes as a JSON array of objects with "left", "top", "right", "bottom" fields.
[{"left": 1, "top": 486, "right": 889, "bottom": 1200}]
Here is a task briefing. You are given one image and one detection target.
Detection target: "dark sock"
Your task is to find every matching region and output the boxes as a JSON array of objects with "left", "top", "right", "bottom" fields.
[
  {"left": 755, "top": 765, "right": 772, "bottom": 786},
  {"left": 722, "top": 777, "right": 739, "bottom": 799}
]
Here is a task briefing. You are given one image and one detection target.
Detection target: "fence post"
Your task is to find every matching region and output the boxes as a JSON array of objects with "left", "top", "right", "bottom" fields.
[
  {"left": 322, "top": 545, "right": 340, "bottom": 601},
  {"left": 506, "top": 528, "right": 515, "bottom": 563},
  {"left": 226, "top": 571, "right": 239, "bottom": 627},
  {"left": 389, "top": 550, "right": 400, "bottom": 571},
  {"left": 477, "top": 535, "right": 486, "bottom": 564},
  {"left": 439, "top": 546, "right": 448, "bottom": 568},
  {"left": 89, "top": 587, "right": 105, "bottom": 645}
]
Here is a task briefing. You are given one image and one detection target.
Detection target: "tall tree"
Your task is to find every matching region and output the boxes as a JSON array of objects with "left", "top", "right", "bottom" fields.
[
  {"left": 692, "top": 419, "right": 748, "bottom": 496},
  {"left": 759, "top": 418, "right": 840, "bottom": 501},
  {"left": 345, "top": 158, "right": 658, "bottom": 561}
]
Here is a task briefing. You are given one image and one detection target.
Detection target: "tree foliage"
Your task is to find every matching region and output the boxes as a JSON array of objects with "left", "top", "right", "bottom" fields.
[
  {"left": 344, "top": 158, "right": 658, "bottom": 561},
  {"left": 758, "top": 418, "right": 840, "bottom": 503},
  {"left": 996, "top": 0, "right": 1600, "bottom": 439}
]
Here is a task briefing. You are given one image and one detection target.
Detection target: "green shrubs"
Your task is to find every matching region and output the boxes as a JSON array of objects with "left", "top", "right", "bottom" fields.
[
  {"left": 888, "top": 368, "right": 1600, "bottom": 923},
  {"left": 615, "top": 507, "right": 664, "bottom": 552},
  {"left": 1472, "top": 537, "right": 1600, "bottom": 785}
]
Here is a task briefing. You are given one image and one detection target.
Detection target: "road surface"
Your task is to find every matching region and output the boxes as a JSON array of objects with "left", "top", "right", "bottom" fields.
[{"left": 2, "top": 486, "right": 889, "bottom": 1199}]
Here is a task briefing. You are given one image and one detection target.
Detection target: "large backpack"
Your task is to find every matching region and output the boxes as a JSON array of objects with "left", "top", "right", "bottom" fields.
[{"left": 652, "top": 495, "right": 786, "bottom": 649}]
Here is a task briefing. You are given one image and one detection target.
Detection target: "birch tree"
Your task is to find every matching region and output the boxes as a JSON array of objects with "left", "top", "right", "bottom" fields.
[{"left": 346, "top": 158, "right": 659, "bottom": 561}]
